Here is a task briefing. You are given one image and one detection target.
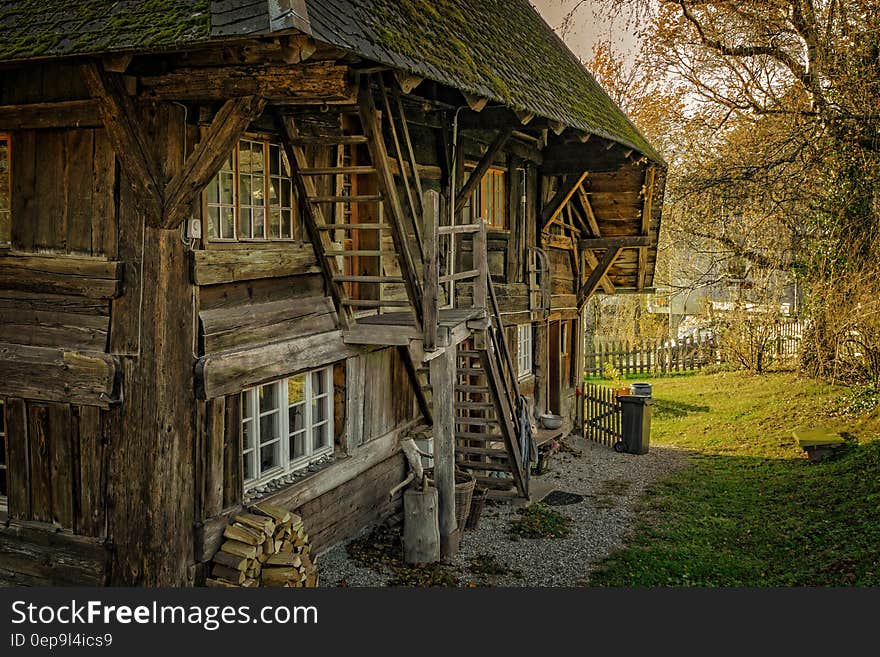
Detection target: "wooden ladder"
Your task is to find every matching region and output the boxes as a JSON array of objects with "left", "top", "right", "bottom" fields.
[{"left": 278, "top": 81, "right": 424, "bottom": 333}]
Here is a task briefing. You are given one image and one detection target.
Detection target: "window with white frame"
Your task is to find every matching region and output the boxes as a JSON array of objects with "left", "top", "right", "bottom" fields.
[
  {"left": 205, "top": 138, "right": 298, "bottom": 242},
  {"left": 517, "top": 324, "right": 533, "bottom": 378},
  {"left": 240, "top": 367, "right": 334, "bottom": 488},
  {"left": 0, "top": 399, "right": 7, "bottom": 508}
]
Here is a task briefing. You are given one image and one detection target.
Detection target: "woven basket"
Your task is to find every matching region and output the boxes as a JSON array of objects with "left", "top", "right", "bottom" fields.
[{"left": 425, "top": 469, "right": 476, "bottom": 531}]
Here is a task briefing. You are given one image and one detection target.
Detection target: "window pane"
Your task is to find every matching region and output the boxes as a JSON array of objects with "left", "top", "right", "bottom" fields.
[
  {"left": 221, "top": 207, "right": 235, "bottom": 239},
  {"left": 312, "top": 369, "right": 328, "bottom": 396},
  {"left": 312, "top": 422, "right": 328, "bottom": 451},
  {"left": 260, "top": 442, "right": 279, "bottom": 474},
  {"left": 242, "top": 419, "right": 253, "bottom": 451},
  {"left": 269, "top": 207, "right": 281, "bottom": 239},
  {"left": 289, "top": 403, "right": 305, "bottom": 435},
  {"left": 291, "top": 433, "right": 307, "bottom": 460},
  {"left": 220, "top": 172, "right": 235, "bottom": 205},
  {"left": 250, "top": 141, "right": 265, "bottom": 175},
  {"left": 243, "top": 452, "right": 254, "bottom": 482},
  {"left": 239, "top": 207, "right": 252, "bottom": 239},
  {"left": 259, "top": 383, "right": 279, "bottom": 413},
  {"left": 281, "top": 210, "right": 292, "bottom": 239},
  {"left": 259, "top": 413, "right": 279, "bottom": 442},
  {"left": 207, "top": 177, "right": 219, "bottom": 205},
  {"left": 253, "top": 206, "right": 265, "bottom": 239},
  {"left": 268, "top": 177, "right": 280, "bottom": 207},
  {"left": 207, "top": 207, "right": 220, "bottom": 240},
  {"left": 239, "top": 141, "right": 251, "bottom": 174},
  {"left": 288, "top": 374, "right": 306, "bottom": 405},
  {"left": 241, "top": 390, "right": 253, "bottom": 420},
  {"left": 252, "top": 175, "right": 265, "bottom": 206},
  {"left": 281, "top": 181, "right": 292, "bottom": 209},
  {"left": 270, "top": 145, "right": 281, "bottom": 176},
  {"left": 239, "top": 176, "right": 252, "bottom": 209},
  {"left": 312, "top": 396, "right": 327, "bottom": 424}
]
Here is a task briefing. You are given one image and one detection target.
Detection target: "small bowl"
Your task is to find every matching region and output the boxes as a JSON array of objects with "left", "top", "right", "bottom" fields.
[{"left": 540, "top": 413, "right": 563, "bottom": 429}]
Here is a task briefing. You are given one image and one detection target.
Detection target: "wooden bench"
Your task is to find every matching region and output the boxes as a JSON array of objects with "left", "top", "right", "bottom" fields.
[{"left": 793, "top": 428, "right": 846, "bottom": 463}]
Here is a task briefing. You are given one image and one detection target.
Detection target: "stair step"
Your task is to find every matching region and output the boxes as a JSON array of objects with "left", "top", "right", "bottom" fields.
[
  {"left": 454, "top": 416, "right": 499, "bottom": 427},
  {"left": 333, "top": 275, "right": 405, "bottom": 284},
  {"left": 455, "top": 431, "right": 503, "bottom": 441},
  {"left": 290, "top": 136, "right": 369, "bottom": 146},
  {"left": 473, "top": 475, "right": 516, "bottom": 491},
  {"left": 456, "top": 385, "right": 490, "bottom": 394},
  {"left": 324, "top": 249, "right": 397, "bottom": 257},
  {"left": 458, "top": 350, "right": 481, "bottom": 357},
  {"left": 300, "top": 166, "right": 377, "bottom": 175},
  {"left": 455, "top": 401, "right": 495, "bottom": 410},
  {"left": 457, "top": 460, "right": 513, "bottom": 473},
  {"left": 309, "top": 195, "right": 383, "bottom": 203},
  {"left": 341, "top": 299, "right": 411, "bottom": 308},
  {"left": 456, "top": 446, "right": 510, "bottom": 457},
  {"left": 317, "top": 223, "right": 390, "bottom": 231},
  {"left": 457, "top": 367, "right": 486, "bottom": 376}
]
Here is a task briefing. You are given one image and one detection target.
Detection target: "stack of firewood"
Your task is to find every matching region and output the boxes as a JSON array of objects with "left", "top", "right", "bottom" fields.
[{"left": 206, "top": 503, "right": 318, "bottom": 588}]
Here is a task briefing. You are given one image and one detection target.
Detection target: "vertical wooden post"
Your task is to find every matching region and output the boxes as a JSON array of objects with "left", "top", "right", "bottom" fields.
[
  {"left": 430, "top": 346, "right": 458, "bottom": 559},
  {"left": 423, "top": 190, "right": 439, "bottom": 351},
  {"left": 473, "top": 220, "right": 488, "bottom": 311}
]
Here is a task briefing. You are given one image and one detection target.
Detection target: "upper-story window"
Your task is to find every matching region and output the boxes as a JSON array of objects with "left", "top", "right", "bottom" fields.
[
  {"left": 462, "top": 166, "right": 507, "bottom": 229},
  {"left": 0, "top": 134, "right": 10, "bottom": 245},
  {"left": 240, "top": 366, "right": 335, "bottom": 489},
  {"left": 205, "top": 138, "right": 299, "bottom": 242},
  {"left": 0, "top": 399, "right": 7, "bottom": 509}
]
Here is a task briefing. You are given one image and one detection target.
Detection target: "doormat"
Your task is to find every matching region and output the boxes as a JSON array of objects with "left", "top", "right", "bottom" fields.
[{"left": 543, "top": 491, "right": 585, "bottom": 506}]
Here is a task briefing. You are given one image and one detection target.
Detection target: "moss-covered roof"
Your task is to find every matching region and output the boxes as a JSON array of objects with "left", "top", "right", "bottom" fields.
[
  {"left": 0, "top": 0, "right": 661, "bottom": 161},
  {"left": 0, "top": 1, "right": 210, "bottom": 61},
  {"left": 305, "top": 0, "right": 661, "bottom": 161}
]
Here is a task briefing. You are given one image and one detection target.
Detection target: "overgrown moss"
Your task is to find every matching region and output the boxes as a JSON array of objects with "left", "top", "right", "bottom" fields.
[{"left": 0, "top": 0, "right": 210, "bottom": 61}]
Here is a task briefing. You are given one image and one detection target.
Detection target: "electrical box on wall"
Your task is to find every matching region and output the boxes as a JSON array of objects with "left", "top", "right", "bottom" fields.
[{"left": 187, "top": 218, "right": 202, "bottom": 239}]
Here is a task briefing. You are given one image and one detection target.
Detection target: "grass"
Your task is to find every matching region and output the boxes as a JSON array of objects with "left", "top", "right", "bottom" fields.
[{"left": 586, "top": 371, "right": 880, "bottom": 586}]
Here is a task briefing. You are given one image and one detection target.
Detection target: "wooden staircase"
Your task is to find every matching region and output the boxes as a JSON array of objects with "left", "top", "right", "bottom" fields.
[{"left": 279, "top": 74, "right": 529, "bottom": 497}]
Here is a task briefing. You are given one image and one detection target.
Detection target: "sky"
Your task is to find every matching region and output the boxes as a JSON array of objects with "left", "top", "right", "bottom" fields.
[{"left": 531, "top": 0, "right": 639, "bottom": 64}]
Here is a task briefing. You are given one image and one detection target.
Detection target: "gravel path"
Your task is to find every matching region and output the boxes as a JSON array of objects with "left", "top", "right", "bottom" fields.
[{"left": 318, "top": 435, "right": 690, "bottom": 586}]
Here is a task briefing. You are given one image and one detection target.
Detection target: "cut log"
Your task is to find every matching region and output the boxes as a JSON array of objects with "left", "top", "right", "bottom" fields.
[
  {"left": 219, "top": 540, "right": 257, "bottom": 559},
  {"left": 403, "top": 487, "right": 441, "bottom": 564},
  {"left": 223, "top": 524, "right": 266, "bottom": 546}
]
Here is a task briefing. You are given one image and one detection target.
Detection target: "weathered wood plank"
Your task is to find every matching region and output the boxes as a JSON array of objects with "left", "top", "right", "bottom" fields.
[
  {"left": 0, "top": 253, "right": 122, "bottom": 298},
  {"left": 80, "top": 63, "right": 164, "bottom": 222},
  {"left": 0, "top": 520, "right": 109, "bottom": 586},
  {"left": 140, "top": 62, "right": 354, "bottom": 103},
  {"left": 0, "top": 100, "right": 102, "bottom": 130},
  {"left": 0, "top": 306, "right": 108, "bottom": 351},
  {"left": 0, "top": 343, "right": 120, "bottom": 407},
  {"left": 199, "top": 295, "right": 335, "bottom": 354},
  {"left": 26, "top": 404, "right": 52, "bottom": 523},
  {"left": 48, "top": 403, "right": 74, "bottom": 528},
  {"left": 76, "top": 405, "right": 106, "bottom": 537},
  {"left": 192, "top": 245, "right": 320, "bottom": 285},
  {"left": 222, "top": 393, "right": 242, "bottom": 510},
  {"left": 65, "top": 129, "right": 96, "bottom": 254},
  {"left": 196, "top": 329, "right": 363, "bottom": 399},
  {"left": 4, "top": 398, "right": 29, "bottom": 520},
  {"left": 204, "top": 397, "right": 226, "bottom": 519},
  {"left": 10, "top": 130, "right": 37, "bottom": 251}
]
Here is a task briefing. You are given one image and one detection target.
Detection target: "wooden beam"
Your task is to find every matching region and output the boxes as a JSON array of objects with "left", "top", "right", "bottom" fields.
[
  {"left": 139, "top": 62, "right": 354, "bottom": 103},
  {"left": 462, "top": 92, "right": 489, "bottom": 112},
  {"left": 80, "top": 62, "right": 164, "bottom": 221},
  {"left": 162, "top": 95, "right": 266, "bottom": 228},
  {"left": 576, "top": 185, "right": 601, "bottom": 236},
  {"left": 578, "top": 248, "right": 621, "bottom": 308},
  {"left": 514, "top": 109, "right": 535, "bottom": 125},
  {"left": 102, "top": 53, "right": 134, "bottom": 73},
  {"left": 358, "top": 77, "right": 424, "bottom": 327},
  {"left": 641, "top": 165, "right": 657, "bottom": 236},
  {"left": 454, "top": 127, "right": 514, "bottom": 214},
  {"left": 579, "top": 235, "right": 656, "bottom": 250},
  {"left": 394, "top": 71, "right": 424, "bottom": 93},
  {"left": 0, "top": 252, "right": 122, "bottom": 298},
  {"left": 539, "top": 172, "right": 589, "bottom": 230},
  {"left": 430, "top": 347, "right": 459, "bottom": 558},
  {"left": 0, "top": 343, "right": 120, "bottom": 408},
  {"left": 191, "top": 244, "right": 319, "bottom": 286},
  {"left": 584, "top": 250, "right": 615, "bottom": 295},
  {"left": 196, "top": 330, "right": 363, "bottom": 399},
  {"left": 0, "top": 100, "right": 102, "bottom": 130}
]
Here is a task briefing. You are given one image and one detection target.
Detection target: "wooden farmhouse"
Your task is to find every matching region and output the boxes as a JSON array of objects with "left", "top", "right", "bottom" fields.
[{"left": 0, "top": 0, "right": 664, "bottom": 586}]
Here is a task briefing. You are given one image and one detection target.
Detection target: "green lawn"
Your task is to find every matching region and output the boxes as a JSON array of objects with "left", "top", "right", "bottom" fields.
[{"left": 586, "top": 371, "right": 880, "bottom": 586}]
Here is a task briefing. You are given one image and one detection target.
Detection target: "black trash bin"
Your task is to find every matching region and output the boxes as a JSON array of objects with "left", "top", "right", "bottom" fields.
[{"left": 616, "top": 395, "right": 653, "bottom": 455}]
